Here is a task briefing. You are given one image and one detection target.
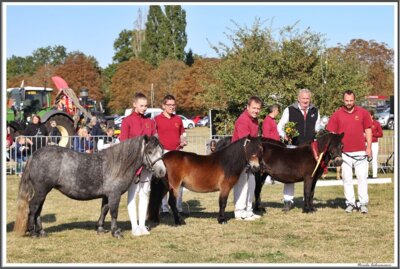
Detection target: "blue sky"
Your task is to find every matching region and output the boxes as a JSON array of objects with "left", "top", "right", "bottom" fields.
[{"left": 4, "top": 3, "right": 396, "bottom": 68}]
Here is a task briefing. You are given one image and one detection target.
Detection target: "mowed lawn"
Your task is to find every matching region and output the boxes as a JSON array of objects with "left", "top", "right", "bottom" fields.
[{"left": 6, "top": 172, "right": 395, "bottom": 264}]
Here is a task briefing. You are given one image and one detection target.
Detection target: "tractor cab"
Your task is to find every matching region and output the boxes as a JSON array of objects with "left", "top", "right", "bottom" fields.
[{"left": 7, "top": 86, "right": 53, "bottom": 122}]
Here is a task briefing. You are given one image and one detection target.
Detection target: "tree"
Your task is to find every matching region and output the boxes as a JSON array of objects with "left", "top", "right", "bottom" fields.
[
  {"left": 165, "top": 5, "right": 187, "bottom": 61},
  {"left": 173, "top": 58, "right": 220, "bottom": 115},
  {"left": 7, "top": 45, "right": 67, "bottom": 79},
  {"left": 32, "top": 45, "right": 67, "bottom": 67},
  {"left": 108, "top": 59, "right": 153, "bottom": 114},
  {"left": 140, "top": 5, "right": 187, "bottom": 66},
  {"left": 140, "top": 5, "right": 166, "bottom": 66},
  {"left": 149, "top": 59, "right": 187, "bottom": 108},
  {"left": 184, "top": 49, "right": 194, "bottom": 66},
  {"left": 342, "top": 39, "right": 394, "bottom": 97},
  {"left": 54, "top": 52, "right": 103, "bottom": 101},
  {"left": 205, "top": 19, "right": 369, "bottom": 135},
  {"left": 312, "top": 47, "right": 370, "bottom": 116},
  {"left": 7, "top": 55, "right": 36, "bottom": 77},
  {"left": 113, "top": 30, "right": 134, "bottom": 64}
]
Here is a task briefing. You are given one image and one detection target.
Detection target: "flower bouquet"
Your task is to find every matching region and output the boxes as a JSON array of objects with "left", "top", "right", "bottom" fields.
[{"left": 284, "top": 121, "right": 300, "bottom": 145}]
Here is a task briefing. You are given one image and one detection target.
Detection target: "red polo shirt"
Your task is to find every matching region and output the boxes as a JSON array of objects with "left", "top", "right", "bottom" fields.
[
  {"left": 371, "top": 120, "right": 383, "bottom": 143},
  {"left": 326, "top": 106, "right": 372, "bottom": 152},
  {"left": 155, "top": 113, "right": 185, "bottom": 150},
  {"left": 119, "top": 112, "right": 156, "bottom": 141},
  {"left": 231, "top": 110, "right": 259, "bottom": 143},
  {"left": 262, "top": 115, "right": 280, "bottom": 141}
]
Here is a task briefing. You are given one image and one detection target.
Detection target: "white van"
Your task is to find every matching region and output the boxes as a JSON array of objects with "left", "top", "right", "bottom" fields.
[{"left": 124, "top": 108, "right": 163, "bottom": 119}]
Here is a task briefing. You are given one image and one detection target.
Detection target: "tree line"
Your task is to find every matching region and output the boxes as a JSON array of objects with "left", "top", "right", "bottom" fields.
[{"left": 6, "top": 6, "right": 394, "bottom": 134}]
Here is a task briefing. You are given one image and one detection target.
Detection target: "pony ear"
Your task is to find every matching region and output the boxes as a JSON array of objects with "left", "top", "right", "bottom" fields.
[{"left": 339, "top": 132, "right": 344, "bottom": 139}]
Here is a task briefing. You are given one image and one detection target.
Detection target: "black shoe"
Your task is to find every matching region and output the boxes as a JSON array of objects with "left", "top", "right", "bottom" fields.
[
  {"left": 282, "top": 201, "right": 293, "bottom": 212},
  {"left": 160, "top": 212, "right": 170, "bottom": 218}
]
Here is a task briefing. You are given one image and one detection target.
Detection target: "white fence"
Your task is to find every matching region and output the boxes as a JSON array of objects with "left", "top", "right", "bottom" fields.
[{"left": 6, "top": 134, "right": 395, "bottom": 175}]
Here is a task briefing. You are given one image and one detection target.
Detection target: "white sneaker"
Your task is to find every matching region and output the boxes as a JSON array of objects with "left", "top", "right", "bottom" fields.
[
  {"left": 139, "top": 226, "right": 150, "bottom": 235},
  {"left": 132, "top": 226, "right": 141, "bottom": 236},
  {"left": 247, "top": 212, "right": 261, "bottom": 219},
  {"left": 132, "top": 226, "right": 150, "bottom": 236}
]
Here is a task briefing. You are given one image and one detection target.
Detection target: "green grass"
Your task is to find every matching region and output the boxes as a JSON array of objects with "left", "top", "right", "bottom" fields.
[{"left": 6, "top": 173, "right": 395, "bottom": 264}]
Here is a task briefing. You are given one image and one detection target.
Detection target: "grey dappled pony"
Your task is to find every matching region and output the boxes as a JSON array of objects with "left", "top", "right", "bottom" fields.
[{"left": 14, "top": 135, "right": 166, "bottom": 239}]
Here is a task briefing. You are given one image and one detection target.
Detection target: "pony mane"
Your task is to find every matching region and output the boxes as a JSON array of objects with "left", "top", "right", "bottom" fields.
[
  {"left": 259, "top": 137, "right": 286, "bottom": 148},
  {"left": 213, "top": 137, "right": 250, "bottom": 179},
  {"left": 101, "top": 136, "right": 145, "bottom": 178}
]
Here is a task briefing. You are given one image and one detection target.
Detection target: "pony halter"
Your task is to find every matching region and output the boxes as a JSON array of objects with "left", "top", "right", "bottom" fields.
[{"left": 144, "top": 152, "right": 163, "bottom": 172}]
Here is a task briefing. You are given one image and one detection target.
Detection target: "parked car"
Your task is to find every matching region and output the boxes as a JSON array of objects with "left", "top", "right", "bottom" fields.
[
  {"left": 375, "top": 107, "right": 394, "bottom": 130},
  {"left": 191, "top": 116, "right": 202, "bottom": 125},
  {"left": 196, "top": 116, "right": 209, "bottom": 127},
  {"left": 178, "top": 115, "right": 195, "bottom": 129},
  {"left": 114, "top": 115, "right": 126, "bottom": 127}
]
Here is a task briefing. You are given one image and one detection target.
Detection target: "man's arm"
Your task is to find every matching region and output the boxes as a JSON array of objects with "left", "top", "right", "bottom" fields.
[
  {"left": 365, "top": 128, "right": 372, "bottom": 157},
  {"left": 277, "top": 107, "right": 289, "bottom": 139}
]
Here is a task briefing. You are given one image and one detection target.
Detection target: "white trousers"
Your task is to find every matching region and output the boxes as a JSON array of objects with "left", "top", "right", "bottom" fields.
[
  {"left": 161, "top": 149, "right": 183, "bottom": 212},
  {"left": 283, "top": 183, "right": 295, "bottom": 202},
  {"left": 282, "top": 144, "right": 296, "bottom": 202},
  {"left": 370, "top": 142, "right": 379, "bottom": 178},
  {"left": 341, "top": 151, "right": 369, "bottom": 206},
  {"left": 233, "top": 169, "right": 255, "bottom": 218},
  {"left": 161, "top": 186, "right": 183, "bottom": 212},
  {"left": 127, "top": 168, "right": 152, "bottom": 230}
]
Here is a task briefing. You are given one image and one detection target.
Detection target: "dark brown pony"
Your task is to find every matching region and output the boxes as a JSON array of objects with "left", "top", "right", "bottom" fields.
[
  {"left": 148, "top": 136, "right": 263, "bottom": 225},
  {"left": 259, "top": 132, "right": 344, "bottom": 213}
]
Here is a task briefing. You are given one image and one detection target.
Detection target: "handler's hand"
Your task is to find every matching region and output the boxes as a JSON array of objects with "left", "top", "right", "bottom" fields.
[{"left": 366, "top": 147, "right": 372, "bottom": 158}]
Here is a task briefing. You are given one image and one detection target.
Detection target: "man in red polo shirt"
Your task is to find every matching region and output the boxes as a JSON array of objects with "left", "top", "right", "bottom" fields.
[
  {"left": 155, "top": 94, "right": 187, "bottom": 217},
  {"left": 120, "top": 92, "right": 156, "bottom": 236},
  {"left": 232, "top": 96, "right": 263, "bottom": 221},
  {"left": 326, "top": 90, "right": 372, "bottom": 214}
]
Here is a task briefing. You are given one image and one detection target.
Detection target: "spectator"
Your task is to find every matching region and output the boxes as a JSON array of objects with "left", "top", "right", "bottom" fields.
[
  {"left": 369, "top": 109, "right": 383, "bottom": 178},
  {"left": 155, "top": 94, "right": 187, "bottom": 217},
  {"left": 88, "top": 116, "right": 105, "bottom": 146},
  {"left": 97, "top": 127, "right": 118, "bottom": 151},
  {"left": 73, "top": 127, "right": 94, "bottom": 153},
  {"left": 48, "top": 119, "right": 61, "bottom": 145},
  {"left": 262, "top": 104, "right": 281, "bottom": 184},
  {"left": 120, "top": 92, "right": 156, "bottom": 237},
  {"left": 15, "top": 136, "right": 30, "bottom": 177},
  {"left": 277, "top": 89, "right": 321, "bottom": 211},
  {"left": 326, "top": 90, "right": 372, "bottom": 214},
  {"left": 232, "top": 96, "right": 263, "bottom": 221},
  {"left": 6, "top": 125, "right": 14, "bottom": 161},
  {"left": 207, "top": 140, "right": 217, "bottom": 154},
  {"left": 24, "top": 114, "right": 48, "bottom": 153}
]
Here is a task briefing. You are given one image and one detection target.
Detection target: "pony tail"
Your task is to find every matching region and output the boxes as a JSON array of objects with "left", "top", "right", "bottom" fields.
[{"left": 14, "top": 158, "right": 35, "bottom": 236}]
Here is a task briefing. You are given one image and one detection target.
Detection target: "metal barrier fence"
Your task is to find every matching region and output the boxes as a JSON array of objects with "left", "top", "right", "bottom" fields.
[{"left": 6, "top": 134, "right": 395, "bottom": 176}]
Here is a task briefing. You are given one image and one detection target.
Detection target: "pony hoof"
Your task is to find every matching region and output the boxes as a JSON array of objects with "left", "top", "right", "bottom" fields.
[
  {"left": 96, "top": 227, "right": 109, "bottom": 234},
  {"left": 38, "top": 230, "right": 47, "bottom": 237},
  {"left": 112, "top": 231, "right": 123, "bottom": 239},
  {"left": 30, "top": 232, "right": 39, "bottom": 238},
  {"left": 218, "top": 221, "right": 227, "bottom": 224}
]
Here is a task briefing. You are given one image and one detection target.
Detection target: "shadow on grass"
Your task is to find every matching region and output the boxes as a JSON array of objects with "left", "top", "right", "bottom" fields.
[
  {"left": 7, "top": 198, "right": 349, "bottom": 234},
  {"left": 153, "top": 196, "right": 349, "bottom": 226},
  {"left": 7, "top": 213, "right": 57, "bottom": 232},
  {"left": 258, "top": 197, "right": 348, "bottom": 211}
]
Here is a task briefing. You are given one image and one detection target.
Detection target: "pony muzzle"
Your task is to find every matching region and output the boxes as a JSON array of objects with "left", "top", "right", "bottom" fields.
[{"left": 248, "top": 155, "right": 260, "bottom": 172}]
